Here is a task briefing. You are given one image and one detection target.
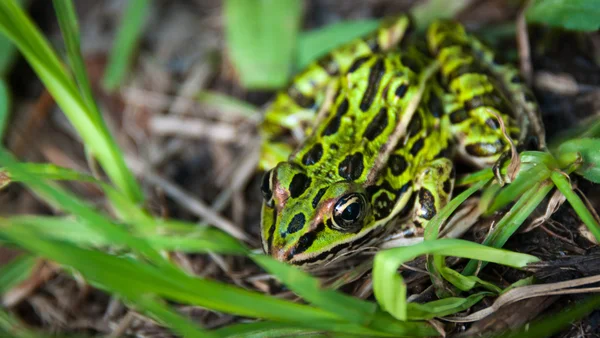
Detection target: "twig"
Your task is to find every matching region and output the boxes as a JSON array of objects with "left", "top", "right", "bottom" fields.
[
  {"left": 149, "top": 115, "right": 240, "bottom": 142},
  {"left": 126, "top": 155, "right": 249, "bottom": 241},
  {"left": 516, "top": 1, "right": 533, "bottom": 85}
]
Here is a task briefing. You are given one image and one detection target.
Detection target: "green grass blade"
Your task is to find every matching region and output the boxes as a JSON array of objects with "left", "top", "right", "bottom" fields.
[
  {"left": 225, "top": 0, "right": 302, "bottom": 89},
  {"left": 0, "top": 254, "right": 36, "bottom": 294},
  {"left": 214, "top": 322, "right": 322, "bottom": 338},
  {"left": 463, "top": 182, "right": 553, "bottom": 275},
  {"left": 373, "top": 239, "right": 539, "bottom": 321},
  {"left": 558, "top": 138, "right": 600, "bottom": 183},
  {"left": 250, "top": 254, "right": 437, "bottom": 336},
  {"left": 406, "top": 292, "right": 494, "bottom": 320},
  {"left": 0, "top": 0, "right": 143, "bottom": 202},
  {"left": 0, "top": 223, "right": 383, "bottom": 335},
  {"left": 0, "top": 308, "right": 44, "bottom": 338},
  {"left": 134, "top": 296, "right": 213, "bottom": 338},
  {"left": 526, "top": 0, "right": 600, "bottom": 32},
  {"left": 52, "top": 0, "right": 97, "bottom": 116},
  {"left": 296, "top": 20, "right": 380, "bottom": 69},
  {"left": 551, "top": 171, "right": 600, "bottom": 242},
  {"left": 410, "top": 0, "right": 470, "bottom": 31},
  {"left": 0, "top": 79, "right": 9, "bottom": 139},
  {"left": 2, "top": 162, "right": 96, "bottom": 183},
  {"left": 0, "top": 149, "right": 166, "bottom": 267},
  {"left": 102, "top": 0, "right": 149, "bottom": 91}
]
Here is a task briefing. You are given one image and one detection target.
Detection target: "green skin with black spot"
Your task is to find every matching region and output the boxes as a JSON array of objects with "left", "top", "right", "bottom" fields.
[{"left": 259, "top": 16, "right": 545, "bottom": 268}]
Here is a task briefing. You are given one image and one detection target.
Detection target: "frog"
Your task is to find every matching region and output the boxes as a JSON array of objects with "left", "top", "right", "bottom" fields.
[{"left": 258, "top": 15, "right": 545, "bottom": 268}]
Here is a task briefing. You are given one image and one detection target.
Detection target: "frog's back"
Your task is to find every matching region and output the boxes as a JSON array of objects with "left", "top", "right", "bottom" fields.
[{"left": 289, "top": 52, "right": 450, "bottom": 187}]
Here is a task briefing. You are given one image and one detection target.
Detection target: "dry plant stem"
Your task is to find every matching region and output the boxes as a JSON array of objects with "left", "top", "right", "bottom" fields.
[
  {"left": 2, "top": 260, "right": 58, "bottom": 307},
  {"left": 517, "top": 0, "right": 533, "bottom": 85},
  {"left": 126, "top": 155, "right": 249, "bottom": 241},
  {"left": 445, "top": 274, "right": 600, "bottom": 322},
  {"left": 523, "top": 188, "right": 566, "bottom": 232},
  {"left": 210, "top": 138, "right": 261, "bottom": 213},
  {"left": 108, "top": 310, "right": 135, "bottom": 338},
  {"left": 169, "top": 62, "right": 212, "bottom": 116},
  {"left": 149, "top": 115, "right": 240, "bottom": 142}
]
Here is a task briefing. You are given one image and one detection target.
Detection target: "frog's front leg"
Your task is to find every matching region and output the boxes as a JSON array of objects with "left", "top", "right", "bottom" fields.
[{"left": 408, "top": 157, "right": 455, "bottom": 233}]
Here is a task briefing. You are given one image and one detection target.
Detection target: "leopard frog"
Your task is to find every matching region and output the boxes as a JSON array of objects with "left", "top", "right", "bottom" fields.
[{"left": 258, "top": 16, "right": 545, "bottom": 267}]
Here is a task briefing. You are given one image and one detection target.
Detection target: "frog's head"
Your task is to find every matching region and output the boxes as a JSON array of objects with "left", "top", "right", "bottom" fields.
[{"left": 260, "top": 161, "right": 381, "bottom": 268}]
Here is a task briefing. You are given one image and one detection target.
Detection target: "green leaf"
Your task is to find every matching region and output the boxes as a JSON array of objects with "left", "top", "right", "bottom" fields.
[
  {"left": 225, "top": 0, "right": 302, "bottom": 89},
  {"left": 526, "top": 0, "right": 600, "bottom": 32},
  {"left": 296, "top": 20, "right": 380, "bottom": 69},
  {"left": 0, "top": 79, "right": 9, "bottom": 139},
  {"left": 0, "top": 29, "right": 17, "bottom": 76},
  {"left": 558, "top": 138, "right": 600, "bottom": 183},
  {"left": 0, "top": 254, "right": 36, "bottom": 294},
  {"left": 0, "top": 0, "right": 143, "bottom": 202},
  {"left": 410, "top": 0, "right": 470, "bottom": 31},
  {"left": 102, "top": 0, "right": 149, "bottom": 91},
  {"left": 551, "top": 171, "right": 600, "bottom": 243},
  {"left": 406, "top": 292, "right": 494, "bottom": 320},
  {"left": 373, "top": 239, "right": 539, "bottom": 321}
]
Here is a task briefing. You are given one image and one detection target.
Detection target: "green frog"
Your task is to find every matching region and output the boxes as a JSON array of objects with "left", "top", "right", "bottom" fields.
[{"left": 258, "top": 16, "right": 545, "bottom": 267}]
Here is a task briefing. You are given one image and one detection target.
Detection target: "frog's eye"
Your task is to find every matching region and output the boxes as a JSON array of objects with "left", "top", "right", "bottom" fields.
[
  {"left": 260, "top": 169, "right": 275, "bottom": 208},
  {"left": 331, "top": 193, "right": 367, "bottom": 232}
]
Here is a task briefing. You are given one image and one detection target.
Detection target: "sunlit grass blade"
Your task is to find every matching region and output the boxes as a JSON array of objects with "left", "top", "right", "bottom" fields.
[
  {"left": 0, "top": 223, "right": 388, "bottom": 336},
  {"left": 225, "top": 0, "right": 302, "bottom": 89},
  {"left": 214, "top": 322, "right": 322, "bottom": 338},
  {"left": 250, "top": 254, "right": 437, "bottom": 336},
  {"left": 296, "top": 20, "right": 380, "bottom": 69},
  {"left": 134, "top": 296, "right": 213, "bottom": 338},
  {"left": 2, "top": 162, "right": 96, "bottom": 183},
  {"left": 406, "top": 292, "right": 494, "bottom": 320},
  {"left": 551, "top": 171, "right": 600, "bottom": 242},
  {"left": 462, "top": 182, "right": 553, "bottom": 276},
  {"left": 8, "top": 216, "right": 248, "bottom": 255},
  {"left": 52, "top": 0, "right": 98, "bottom": 119},
  {"left": 0, "top": 0, "right": 143, "bottom": 202},
  {"left": 487, "top": 164, "right": 550, "bottom": 214},
  {"left": 0, "top": 254, "right": 36, "bottom": 294},
  {"left": 373, "top": 239, "right": 539, "bottom": 321},
  {"left": 102, "top": 0, "right": 149, "bottom": 91},
  {"left": 0, "top": 149, "right": 167, "bottom": 267}
]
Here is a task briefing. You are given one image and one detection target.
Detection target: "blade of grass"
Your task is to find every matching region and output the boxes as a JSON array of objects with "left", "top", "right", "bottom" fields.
[
  {"left": 0, "top": 223, "right": 400, "bottom": 336},
  {"left": 296, "top": 20, "right": 380, "bottom": 69},
  {"left": 225, "top": 0, "right": 302, "bottom": 89},
  {"left": 462, "top": 181, "right": 554, "bottom": 276},
  {"left": 0, "top": 254, "right": 36, "bottom": 294},
  {"left": 250, "top": 254, "right": 437, "bottom": 336},
  {"left": 134, "top": 295, "right": 214, "bottom": 338},
  {"left": 373, "top": 238, "right": 539, "bottom": 321},
  {"left": 0, "top": 0, "right": 143, "bottom": 202},
  {"left": 102, "top": 0, "right": 149, "bottom": 91},
  {"left": 551, "top": 171, "right": 600, "bottom": 242},
  {"left": 0, "top": 308, "right": 43, "bottom": 338},
  {"left": 0, "top": 149, "right": 167, "bottom": 268},
  {"left": 410, "top": 0, "right": 470, "bottom": 31},
  {"left": 52, "top": 0, "right": 97, "bottom": 119},
  {"left": 0, "top": 79, "right": 9, "bottom": 138}
]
